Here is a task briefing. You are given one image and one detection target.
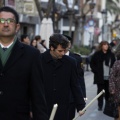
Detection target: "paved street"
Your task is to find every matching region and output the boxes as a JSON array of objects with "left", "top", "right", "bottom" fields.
[{"left": 75, "top": 71, "right": 114, "bottom": 120}]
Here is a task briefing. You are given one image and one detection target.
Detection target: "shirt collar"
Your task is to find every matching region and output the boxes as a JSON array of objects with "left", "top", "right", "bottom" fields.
[
  {"left": 0, "top": 41, "right": 13, "bottom": 48},
  {"left": 65, "top": 51, "right": 70, "bottom": 56}
]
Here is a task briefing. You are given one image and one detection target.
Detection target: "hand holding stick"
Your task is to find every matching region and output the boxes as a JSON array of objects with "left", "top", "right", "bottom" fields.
[
  {"left": 73, "top": 89, "right": 105, "bottom": 120},
  {"left": 49, "top": 104, "right": 58, "bottom": 120}
]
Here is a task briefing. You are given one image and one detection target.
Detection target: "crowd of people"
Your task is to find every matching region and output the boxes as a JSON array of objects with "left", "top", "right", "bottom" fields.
[
  {"left": 0, "top": 6, "right": 86, "bottom": 120},
  {"left": 1, "top": 6, "right": 120, "bottom": 120}
]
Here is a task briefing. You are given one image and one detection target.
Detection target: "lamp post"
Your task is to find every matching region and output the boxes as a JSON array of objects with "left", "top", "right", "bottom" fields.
[
  {"left": 101, "top": 10, "right": 107, "bottom": 41},
  {"left": 101, "top": 0, "right": 107, "bottom": 41}
]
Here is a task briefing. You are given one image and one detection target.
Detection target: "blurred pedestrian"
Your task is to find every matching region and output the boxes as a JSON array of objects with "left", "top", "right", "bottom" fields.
[
  {"left": 30, "top": 39, "right": 37, "bottom": 48},
  {"left": 0, "top": 6, "right": 48, "bottom": 120},
  {"left": 64, "top": 34, "right": 86, "bottom": 119},
  {"left": 109, "top": 51, "right": 120, "bottom": 120},
  {"left": 35, "top": 35, "right": 46, "bottom": 53},
  {"left": 110, "top": 39, "right": 117, "bottom": 49},
  {"left": 41, "top": 33, "right": 86, "bottom": 120},
  {"left": 41, "top": 39, "right": 48, "bottom": 50},
  {"left": 20, "top": 34, "right": 30, "bottom": 45},
  {"left": 90, "top": 41, "right": 116, "bottom": 111}
]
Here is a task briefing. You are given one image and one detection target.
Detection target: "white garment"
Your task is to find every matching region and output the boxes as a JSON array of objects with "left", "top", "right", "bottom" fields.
[
  {"left": 37, "top": 43, "right": 46, "bottom": 53},
  {"left": 103, "top": 61, "right": 110, "bottom": 80}
]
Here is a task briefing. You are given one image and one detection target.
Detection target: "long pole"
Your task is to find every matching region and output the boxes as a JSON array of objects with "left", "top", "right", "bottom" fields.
[
  {"left": 49, "top": 104, "right": 58, "bottom": 120},
  {"left": 73, "top": 89, "right": 105, "bottom": 120}
]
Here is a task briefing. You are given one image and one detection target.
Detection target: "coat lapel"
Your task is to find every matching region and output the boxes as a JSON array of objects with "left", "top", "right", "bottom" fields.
[{"left": 3, "top": 40, "right": 24, "bottom": 71}]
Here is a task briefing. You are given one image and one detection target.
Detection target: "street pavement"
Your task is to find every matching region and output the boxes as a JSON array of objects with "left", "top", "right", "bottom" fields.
[{"left": 75, "top": 71, "right": 114, "bottom": 120}]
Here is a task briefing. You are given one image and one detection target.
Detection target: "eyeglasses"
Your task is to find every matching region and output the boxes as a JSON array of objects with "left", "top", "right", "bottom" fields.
[{"left": 0, "top": 18, "right": 16, "bottom": 24}]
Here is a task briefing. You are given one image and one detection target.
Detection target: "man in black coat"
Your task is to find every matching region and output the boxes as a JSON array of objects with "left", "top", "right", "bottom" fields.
[
  {"left": 64, "top": 35, "right": 86, "bottom": 119},
  {"left": 0, "top": 6, "right": 48, "bottom": 120},
  {"left": 41, "top": 33, "right": 86, "bottom": 120}
]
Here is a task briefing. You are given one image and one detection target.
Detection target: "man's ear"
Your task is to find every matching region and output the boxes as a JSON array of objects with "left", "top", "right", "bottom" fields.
[
  {"left": 16, "top": 23, "right": 20, "bottom": 33},
  {"left": 51, "top": 46, "right": 54, "bottom": 51}
]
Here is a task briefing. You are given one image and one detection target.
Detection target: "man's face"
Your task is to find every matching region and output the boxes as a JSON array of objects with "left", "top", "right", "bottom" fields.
[
  {"left": 24, "top": 36, "right": 30, "bottom": 45},
  {"left": 0, "top": 11, "right": 20, "bottom": 38},
  {"left": 50, "top": 44, "right": 66, "bottom": 59}
]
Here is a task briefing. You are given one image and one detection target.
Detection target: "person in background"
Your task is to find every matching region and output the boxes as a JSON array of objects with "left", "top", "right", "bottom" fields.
[
  {"left": 41, "top": 33, "right": 86, "bottom": 120},
  {"left": 0, "top": 6, "right": 48, "bottom": 120},
  {"left": 20, "top": 34, "right": 30, "bottom": 45},
  {"left": 35, "top": 35, "right": 46, "bottom": 53},
  {"left": 110, "top": 39, "right": 117, "bottom": 49},
  {"left": 90, "top": 41, "right": 115, "bottom": 111},
  {"left": 41, "top": 39, "right": 48, "bottom": 50},
  {"left": 64, "top": 34, "right": 86, "bottom": 120},
  {"left": 109, "top": 50, "right": 120, "bottom": 120},
  {"left": 30, "top": 39, "right": 37, "bottom": 48}
]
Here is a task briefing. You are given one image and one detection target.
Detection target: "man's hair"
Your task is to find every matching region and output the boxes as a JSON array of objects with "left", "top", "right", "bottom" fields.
[
  {"left": 21, "top": 34, "right": 28, "bottom": 42},
  {"left": 35, "top": 35, "right": 41, "bottom": 41},
  {"left": 49, "top": 33, "right": 69, "bottom": 49},
  {"left": 0, "top": 6, "right": 19, "bottom": 24}
]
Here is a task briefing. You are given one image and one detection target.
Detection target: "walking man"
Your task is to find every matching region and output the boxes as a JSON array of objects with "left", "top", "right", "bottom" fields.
[
  {"left": 41, "top": 33, "right": 85, "bottom": 120},
  {"left": 0, "top": 6, "right": 48, "bottom": 120}
]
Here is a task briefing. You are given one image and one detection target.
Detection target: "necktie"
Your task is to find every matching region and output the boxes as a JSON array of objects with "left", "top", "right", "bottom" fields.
[{"left": 3, "top": 47, "right": 7, "bottom": 51}]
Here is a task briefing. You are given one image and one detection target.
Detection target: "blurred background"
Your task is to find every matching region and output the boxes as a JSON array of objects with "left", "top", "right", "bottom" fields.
[{"left": 1, "top": 0, "right": 120, "bottom": 55}]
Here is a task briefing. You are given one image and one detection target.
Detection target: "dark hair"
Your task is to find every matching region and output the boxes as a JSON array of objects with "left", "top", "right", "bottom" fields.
[
  {"left": 21, "top": 34, "right": 28, "bottom": 42},
  {"left": 0, "top": 6, "right": 19, "bottom": 24},
  {"left": 41, "top": 40, "right": 45, "bottom": 45},
  {"left": 30, "top": 39, "right": 37, "bottom": 48},
  {"left": 35, "top": 35, "right": 41, "bottom": 41},
  {"left": 98, "top": 41, "right": 110, "bottom": 51},
  {"left": 49, "top": 33, "right": 69, "bottom": 49}
]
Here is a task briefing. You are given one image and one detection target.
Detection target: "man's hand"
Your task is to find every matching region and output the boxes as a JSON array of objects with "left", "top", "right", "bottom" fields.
[{"left": 79, "top": 110, "right": 85, "bottom": 116}]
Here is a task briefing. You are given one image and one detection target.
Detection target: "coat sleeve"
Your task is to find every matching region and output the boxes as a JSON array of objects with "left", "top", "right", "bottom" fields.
[
  {"left": 90, "top": 52, "right": 98, "bottom": 74},
  {"left": 30, "top": 50, "right": 48, "bottom": 120},
  {"left": 70, "top": 59, "right": 86, "bottom": 111}
]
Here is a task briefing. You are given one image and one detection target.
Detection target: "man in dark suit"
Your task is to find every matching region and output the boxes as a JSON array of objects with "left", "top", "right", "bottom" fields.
[
  {"left": 0, "top": 6, "right": 48, "bottom": 120},
  {"left": 64, "top": 35, "right": 86, "bottom": 119},
  {"left": 41, "top": 33, "right": 86, "bottom": 120}
]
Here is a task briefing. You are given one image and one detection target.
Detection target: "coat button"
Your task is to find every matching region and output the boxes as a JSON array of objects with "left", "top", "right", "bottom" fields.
[
  {"left": 0, "top": 73, "right": 4, "bottom": 77},
  {"left": 53, "top": 74, "right": 56, "bottom": 76},
  {"left": 53, "top": 89, "right": 56, "bottom": 91},
  {"left": 0, "top": 91, "right": 3, "bottom": 95}
]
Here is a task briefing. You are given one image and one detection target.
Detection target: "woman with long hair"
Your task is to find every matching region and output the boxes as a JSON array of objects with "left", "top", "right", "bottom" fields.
[{"left": 90, "top": 41, "right": 116, "bottom": 111}]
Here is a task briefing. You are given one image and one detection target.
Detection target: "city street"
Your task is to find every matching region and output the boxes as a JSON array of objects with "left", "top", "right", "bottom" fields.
[{"left": 75, "top": 71, "right": 114, "bottom": 120}]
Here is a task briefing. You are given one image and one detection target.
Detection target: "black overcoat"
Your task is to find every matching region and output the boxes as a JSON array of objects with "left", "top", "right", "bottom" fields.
[
  {"left": 69, "top": 52, "right": 86, "bottom": 97},
  {"left": 41, "top": 50, "right": 85, "bottom": 120},
  {"left": 90, "top": 50, "right": 116, "bottom": 84},
  {"left": 0, "top": 40, "right": 48, "bottom": 120}
]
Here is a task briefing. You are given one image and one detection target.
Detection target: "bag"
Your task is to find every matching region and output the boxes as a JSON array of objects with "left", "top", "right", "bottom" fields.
[{"left": 103, "top": 98, "right": 119, "bottom": 118}]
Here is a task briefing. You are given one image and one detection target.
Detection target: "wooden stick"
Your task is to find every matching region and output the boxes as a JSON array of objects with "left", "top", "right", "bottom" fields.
[
  {"left": 49, "top": 104, "right": 58, "bottom": 120},
  {"left": 73, "top": 89, "right": 105, "bottom": 120}
]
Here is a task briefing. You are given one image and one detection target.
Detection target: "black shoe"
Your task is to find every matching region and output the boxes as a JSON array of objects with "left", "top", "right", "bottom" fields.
[{"left": 98, "top": 107, "right": 102, "bottom": 111}]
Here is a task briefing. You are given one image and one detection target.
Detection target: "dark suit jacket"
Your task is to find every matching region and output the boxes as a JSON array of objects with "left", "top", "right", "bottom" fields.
[
  {"left": 69, "top": 52, "right": 86, "bottom": 97},
  {"left": 41, "top": 50, "right": 85, "bottom": 120},
  {"left": 0, "top": 40, "right": 48, "bottom": 120}
]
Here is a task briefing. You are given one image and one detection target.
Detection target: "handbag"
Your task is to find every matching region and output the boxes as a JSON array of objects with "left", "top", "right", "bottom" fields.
[{"left": 103, "top": 97, "right": 119, "bottom": 118}]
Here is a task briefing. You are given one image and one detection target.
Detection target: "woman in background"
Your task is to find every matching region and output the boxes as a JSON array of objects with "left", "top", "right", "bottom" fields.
[
  {"left": 30, "top": 39, "right": 37, "bottom": 48},
  {"left": 90, "top": 41, "right": 115, "bottom": 111}
]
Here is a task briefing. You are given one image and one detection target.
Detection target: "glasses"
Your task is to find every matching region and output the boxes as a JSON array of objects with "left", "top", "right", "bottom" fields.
[{"left": 0, "top": 18, "right": 16, "bottom": 24}]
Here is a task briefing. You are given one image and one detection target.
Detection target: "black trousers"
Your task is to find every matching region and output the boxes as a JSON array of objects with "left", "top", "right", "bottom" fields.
[{"left": 97, "top": 80, "right": 109, "bottom": 108}]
